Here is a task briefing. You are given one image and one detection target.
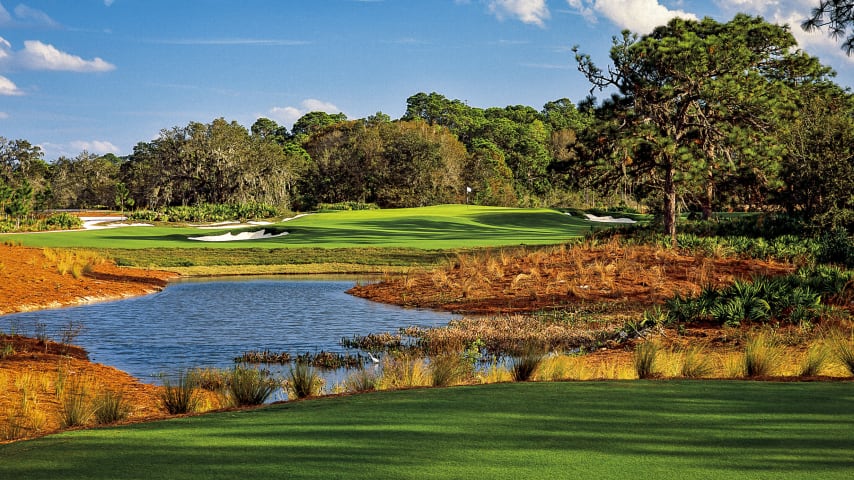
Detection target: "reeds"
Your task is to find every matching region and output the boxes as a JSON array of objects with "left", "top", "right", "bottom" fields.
[
  {"left": 429, "top": 353, "right": 471, "bottom": 387},
  {"left": 344, "top": 367, "right": 380, "bottom": 393},
  {"left": 378, "top": 354, "right": 429, "bottom": 389},
  {"left": 59, "top": 376, "right": 94, "bottom": 428}
]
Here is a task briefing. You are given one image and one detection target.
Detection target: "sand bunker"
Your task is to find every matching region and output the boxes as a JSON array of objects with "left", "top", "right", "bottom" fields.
[
  {"left": 583, "top": 213, "right": 637, "bottom": 224},
  {"left": 80, "top": 216, "right": 153, "bottom": 230},
  {"left": 188, "top": 229, "right": 289, "bottom": 242}
]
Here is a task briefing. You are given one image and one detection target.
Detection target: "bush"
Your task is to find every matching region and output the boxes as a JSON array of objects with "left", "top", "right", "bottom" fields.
[
  {"left": 160, "top": 371, "right": 199, "bottom": 414},
  {"left": 227, "top": 365, "right": 279, "bottom": 406},
  {"left": 816, "top": 228, "right": 854, "bottom": 268},
  {"left": 42, "top": 212, "right": 83, "bottom": 230},
  {"left": 316, "top": 202, "right": 379, "bottom": 211}
]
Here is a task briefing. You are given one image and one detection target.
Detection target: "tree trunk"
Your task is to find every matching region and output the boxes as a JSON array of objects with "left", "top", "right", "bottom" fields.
[
  {"left": 702, "top": 170, "right": 714, "bottom": 220},
  {"left": 663, "top": 163, "right": 677, "bottom": 247}
]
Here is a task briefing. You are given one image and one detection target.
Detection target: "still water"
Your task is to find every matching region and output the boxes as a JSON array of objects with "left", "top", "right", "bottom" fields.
[{"left": 3, "top": 276, "right": 453, "bottom": 382}]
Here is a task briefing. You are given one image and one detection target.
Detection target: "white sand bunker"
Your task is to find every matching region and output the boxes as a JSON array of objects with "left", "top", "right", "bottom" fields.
[
  {"left": 188, "top": 229, "right": 289, "bottom": 242},
  {"left": 583, "top": 213, "right": 637, "bottom": 224},
  {"left": 80, "top": 216, "right": 153, "bottom": 230}
]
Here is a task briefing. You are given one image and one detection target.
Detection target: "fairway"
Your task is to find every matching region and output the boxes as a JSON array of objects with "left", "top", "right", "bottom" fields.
[
  {"left": 0, "top": 205, "right": 594, "bottom": 250},
  {"left": 2, "top": 381, "right": 852, "bottom": 480}
]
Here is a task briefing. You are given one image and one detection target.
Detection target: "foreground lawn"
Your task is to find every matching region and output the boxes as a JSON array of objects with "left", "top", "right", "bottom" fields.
[
  {"left": 2, "top": 381, "right": 852, "bottom": 479},
  {"left": 0, "top": 205, "right": 594, "bottom": 250}
]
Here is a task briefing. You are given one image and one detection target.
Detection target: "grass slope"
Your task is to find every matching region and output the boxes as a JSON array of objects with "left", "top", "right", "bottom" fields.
[
  {"left": 0, "top": 205, "right": 595, "bottom": 250},
  {"left": 2, "top": 381, "right": 852, "bottom": 479}
]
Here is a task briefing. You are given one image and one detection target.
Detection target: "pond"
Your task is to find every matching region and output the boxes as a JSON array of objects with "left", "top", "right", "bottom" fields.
[{"left": 2, "top": 276, "right": 454, "bottom": 383}]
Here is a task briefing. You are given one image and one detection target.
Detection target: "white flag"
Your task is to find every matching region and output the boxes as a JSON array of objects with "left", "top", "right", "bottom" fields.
[{"left": 466, "top": 186, "right": 472, "bottom": 193}]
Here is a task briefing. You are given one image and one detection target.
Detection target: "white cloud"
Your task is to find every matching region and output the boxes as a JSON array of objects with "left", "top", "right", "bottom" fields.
[
  {"left": 19, "top": 40, "right": 116, "bottom": 72},
  {"left": 0, "top": 112, "right": 9, "bottom": 119},
  {"left": 269, "top": 99, "right": 343, "bottom": 126},
  {"left": 14, "top": 4, "right": 58, "bottom": 27},
  {"left": 70, "top": 140, "right": 120, "bottom": 155},
  {"left": 0, "top": 36, "right": 11, "bottom": 61},
  {"left": 0, "top": 75, "right": 23, "bottom": 95},
  {"left": 488, "top": 0, "right": 550, "bottom": 27},
  {"left": 593, "top": 0, "right": 697, "bottom": 33},
  {"left": 566, "top": 0, "right": 596, "bottom": 23},
  {"left": 104, "top": 0, "right": 115, "bottom": 6}
]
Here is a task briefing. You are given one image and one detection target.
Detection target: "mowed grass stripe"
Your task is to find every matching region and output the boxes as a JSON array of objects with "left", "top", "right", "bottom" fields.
[
  {"left": 1, "top": 381, "right": 852, "bottom": 479},
  {"left": 0, "top": 205, "right": 596, "bottom": 250}
]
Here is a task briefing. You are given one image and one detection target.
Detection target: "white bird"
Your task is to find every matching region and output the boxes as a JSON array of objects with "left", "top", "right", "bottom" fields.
[{"left": 367, "top": 352, "right": 380, "bottom": 363}]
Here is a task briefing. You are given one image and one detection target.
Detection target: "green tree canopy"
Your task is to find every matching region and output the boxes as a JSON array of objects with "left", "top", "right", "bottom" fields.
[{"left": 574, "top": 14, "right": 833, "bottom": 243}]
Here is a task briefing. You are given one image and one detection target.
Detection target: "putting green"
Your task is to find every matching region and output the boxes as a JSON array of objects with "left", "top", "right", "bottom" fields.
[
  {"left": 1, "top": 381, "right": 851, "bottom": 479},
  {"left": 0, "top": 205, "right": 598, "bottom": 250}
]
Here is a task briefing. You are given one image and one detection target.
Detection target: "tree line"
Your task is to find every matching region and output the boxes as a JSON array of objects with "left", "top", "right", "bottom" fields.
[{"left": 1, "top": 14, "right": 851, "bottom": 235}]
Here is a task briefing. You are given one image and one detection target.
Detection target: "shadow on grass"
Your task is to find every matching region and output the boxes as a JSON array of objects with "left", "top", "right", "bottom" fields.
[{"left": 1, "top": 381, "right": 852, "bottom": 479}]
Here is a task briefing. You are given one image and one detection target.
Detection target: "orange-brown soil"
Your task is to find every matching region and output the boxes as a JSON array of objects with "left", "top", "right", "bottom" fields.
[
  {"left": 349, "top": 241, "right": 797, "bottom": 314},
  {"left": 0, "top": 245, "right": 180, "bottom": 442}
]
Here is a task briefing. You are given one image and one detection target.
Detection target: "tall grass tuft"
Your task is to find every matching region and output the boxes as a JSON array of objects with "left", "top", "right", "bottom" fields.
[
  {"left": 633, "top": 341, "right": 659, "bottom": 379},
  {"left": 510, "top": 348, "right": 545, "bottom": 382},
  {"left": 59, "top": 376, "right": 93, "bottom": 428},
  {"left": 379, "top": 354, "right": 429, "bottom": 390},
  {"left": 831, "top": 336, "right": 854, "bottom": 375},
  {"left": 799, "top": 344, "right": 830, "bottom": 377},
  {"left": 227, "top": 365, "right": 279, "bottom": 406},
  {"left": 344, "top": 367, "right": 380, "bottom": 393},
  {"left": 743, "top": 332, "right": 783, "bottom": 378},
  {"left": 286, "top": 363, "right": 323, "bottom": 399},
  {"left": 160, "top": 371, "right": 199, "bottom": 414},
  {"left": 429, "top": 353, "right": 471, "bottom": 387},
  {"left": 680, "top": 346, "right": 714, "bottom": 378},
  {"left": 93, "top": 390, "right": 131, "bottom": 424}
]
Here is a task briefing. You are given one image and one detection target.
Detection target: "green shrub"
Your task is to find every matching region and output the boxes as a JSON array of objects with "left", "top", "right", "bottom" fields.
[
  {"left": 42, "top": 212, "right": 83, "bottom": 230},
  {"left": 286, "top": 363, "right": 323, "bottom": 399},
  {"left": 816, "top": 228, "right": 854, "bottom": 268},
  {"left": 316, "top": 202, "right": 379, "bottom": 211},
  {"left": 160, "top": 371, "right": 199, "bottom": 414},
  {"left": 93, "top": 390, "right": 131, "bottom": 424},
  {"left": 227, "top": 365, "right": 279, "bottom": 406}
]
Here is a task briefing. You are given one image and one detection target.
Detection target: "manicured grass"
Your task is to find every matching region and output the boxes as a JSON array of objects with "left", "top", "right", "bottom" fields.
[
  {"left": 1, "top": 381, "right": 851, "bottom": 479},
  {"left": 0, "top": 205, "right": 596, "bottom": 250}
]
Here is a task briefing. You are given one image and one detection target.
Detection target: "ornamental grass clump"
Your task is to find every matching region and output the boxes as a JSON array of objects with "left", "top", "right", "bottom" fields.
[
  {"left": 830, "top": 336, "right": 854, "bottom": 375},
  {"left": 743, "top": 332, "right": 783, "bottom": 378},
  {"left": 344, "top": 367, "right": 380, "bottom": 393},
  {"left": 679, "top": 346, "right": 714, "bottom": 379},
  {"left": 429, "top": 352, "right": 471, "bottom": 387},
  {"left": 227, "top": 365, "right": 279, "bottom": 406},
  {"left": 59, "top": 376, "right": 94, "bottom": 428},
  {"left": 286, "top": 363, "right": 324, "bottom": 399},
  {"left": 799, "top": 344, "right": 830, "bottom": 377},
  {"left": 160, "top": 371, "right": 199, "bottom": 414},
  {"left": 633, "top": 341, "right": 660, "bottom": 379},
  {"left": 510, "top": 347, "right": 545, "bottom": 382},
  {"left": 93, "top": 390, "right": 131, "bottom": 425}
]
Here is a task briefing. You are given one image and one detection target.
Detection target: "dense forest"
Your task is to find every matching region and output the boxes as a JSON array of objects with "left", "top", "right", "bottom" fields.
[{"left": 1, "top": 15, "right": 852, "bottom": 234}]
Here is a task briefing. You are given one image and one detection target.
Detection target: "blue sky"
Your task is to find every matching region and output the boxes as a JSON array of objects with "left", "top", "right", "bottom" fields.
[{"left": 1, "top": 0, "right": 852, "bottom": 160}]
